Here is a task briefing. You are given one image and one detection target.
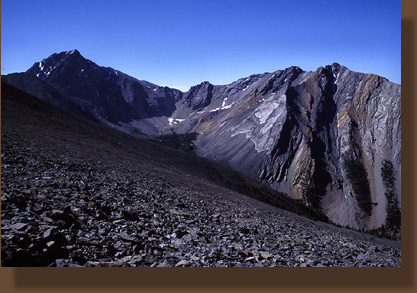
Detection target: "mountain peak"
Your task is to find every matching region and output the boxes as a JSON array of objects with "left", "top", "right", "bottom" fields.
[
  {"left": 184, "top": 81, "right": 214, "bottom": 110},
  {"left": 26, "top": 49, "right": 88, "bottom": 80},
  {"left": 67, "top": 49, "right": 80, "bottom": 55},
  {"left": 330, "top": 62, "right": 347, "bottom": 73},
  {"left": 62, "top": 49, "right": 83, "bottom": 59}
]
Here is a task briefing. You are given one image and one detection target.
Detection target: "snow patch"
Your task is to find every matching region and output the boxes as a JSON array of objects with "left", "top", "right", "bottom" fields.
[
  {"left": 332, "top": 72, "right": 340, "bottom": 92},
  {"left": 222, "top": 97, "right": 228, "bottom": 108},
  {"left": 333, "top": 72, "right": 339, "bottom": 84},
  {"left": 209, "top": 108, "right": 221, "bottom": 113},
  {"left": 168, "top": 117, "right": 185, "bottom": 126},
  {"left": 209, "top": 102, "right": 235, "bottom": 112}
]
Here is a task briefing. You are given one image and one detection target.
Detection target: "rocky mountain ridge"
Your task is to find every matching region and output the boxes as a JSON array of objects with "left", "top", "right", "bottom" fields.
[{"left": 2, "top": 50, "right": 401, "bottom": 231}]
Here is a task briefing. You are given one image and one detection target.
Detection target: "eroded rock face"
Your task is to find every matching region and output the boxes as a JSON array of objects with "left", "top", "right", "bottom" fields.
[
  {"left": 193, "top": 64, "right": 401, "bottom": 230},
  {"left": 183, "top": 81, "right": 214, "bottom": 111},
  {"left": 2, "top": 51, "right": 401, "bottom": 231}
]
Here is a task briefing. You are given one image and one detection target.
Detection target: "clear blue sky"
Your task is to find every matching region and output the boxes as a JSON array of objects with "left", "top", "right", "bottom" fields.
[{"left": 1, "top": 0, "right": 401, "bottom": 90}]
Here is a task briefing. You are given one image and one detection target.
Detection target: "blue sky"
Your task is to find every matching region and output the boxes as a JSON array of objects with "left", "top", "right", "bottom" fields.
[{"left": 1, "top": 0, "right": 401, "bottom": 90}]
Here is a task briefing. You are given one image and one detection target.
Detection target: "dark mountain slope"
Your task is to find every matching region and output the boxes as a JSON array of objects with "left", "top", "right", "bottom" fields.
[
  {"left": 4, "top": 50, "right": 182, "bottom": 131},
  {"left": 1, "top": 71, "right": 98, "bottom": 122},
  {"left": 1, "top": 82, "right": 400, "bottom": 267}
]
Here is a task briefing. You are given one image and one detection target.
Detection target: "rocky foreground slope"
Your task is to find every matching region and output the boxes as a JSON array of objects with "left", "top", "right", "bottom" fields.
[{"left": 1, "top": 83, "right": 400, "bottom": 267}]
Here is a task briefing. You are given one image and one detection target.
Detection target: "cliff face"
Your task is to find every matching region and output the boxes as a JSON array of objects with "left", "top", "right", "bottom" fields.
[
  {"left": 2, "top": 51, "right": 401, "bottom": 230},
  {"left": 193, "top": 64, "right": 401, "bottom": 230}
]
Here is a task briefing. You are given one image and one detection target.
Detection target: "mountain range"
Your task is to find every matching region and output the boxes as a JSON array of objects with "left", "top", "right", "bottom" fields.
[
  {"left": 2, "top": 49, "right": 401, "bottom": 232},
  {"left": 1, "top": 82, "right": 400, "bottom": 267}
]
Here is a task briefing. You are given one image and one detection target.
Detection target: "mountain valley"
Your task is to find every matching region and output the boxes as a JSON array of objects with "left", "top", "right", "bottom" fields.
[{"left": 1, "top": 82, "right": 400, "bottom": 267}]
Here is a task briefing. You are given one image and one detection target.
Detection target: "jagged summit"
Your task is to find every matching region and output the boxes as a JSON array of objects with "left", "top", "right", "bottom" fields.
[
  {"left": 26, "top": 49, "right": 92, "bottom": 81},
  {"left": 68, "top": 48, "right": 81, "bottom": 55},
  {"left": 183, "top": 81, "right": 214, "bottom": 110},
  {"left": 25, "top": 49, "right": 357, "bottom": 88},
  {"left": 331, "top": 62, "right": 342, "bottom": 70}
]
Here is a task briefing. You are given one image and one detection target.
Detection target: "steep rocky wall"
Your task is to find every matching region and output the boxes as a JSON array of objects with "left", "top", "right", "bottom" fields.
[{"left": 195, "top": 64, "right": 401, "bottom": 230}]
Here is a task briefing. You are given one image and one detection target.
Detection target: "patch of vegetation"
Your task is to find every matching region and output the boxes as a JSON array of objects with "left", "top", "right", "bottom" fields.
[
  {"left": 152, "top": 131, "right": 198, "bottom": 153},
  {"left": 378, "top": 159, "right": 401, "bottom": 239},
  {"left": 368, "top": 225, "right": 401, "bottom": 241},
  {"left": 343, "top": 158, "right": 373, "bottom": 218}
]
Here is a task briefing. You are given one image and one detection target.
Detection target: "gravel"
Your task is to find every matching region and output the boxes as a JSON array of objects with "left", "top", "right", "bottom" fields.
[{"left": 1, "top": 132, "right": 401, "bottom": 267}]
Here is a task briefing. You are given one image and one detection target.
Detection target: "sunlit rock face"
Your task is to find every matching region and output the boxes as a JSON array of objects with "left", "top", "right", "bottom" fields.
[
  {"left": 2, "top": 51, "right": 401, "bottom": 230},
  {"left": 192, "top": 63, "right": 400, "bottom": 230}
]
